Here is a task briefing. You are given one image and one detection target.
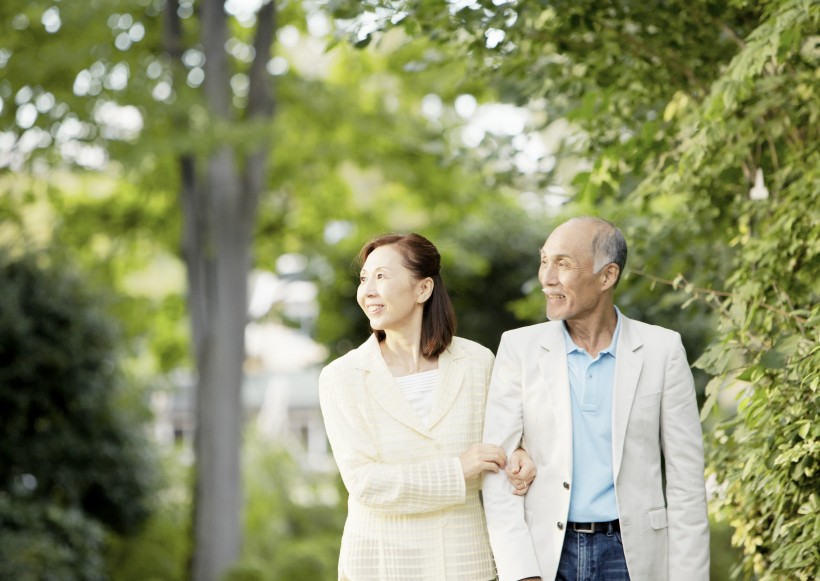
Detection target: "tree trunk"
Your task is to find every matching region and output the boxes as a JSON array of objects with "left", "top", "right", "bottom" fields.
[
  {"left": 169, "top": 1, "right": 276, "bottom": 579},
  {"left": 191, "top": 144, "right": 247, "bottom": 581}
]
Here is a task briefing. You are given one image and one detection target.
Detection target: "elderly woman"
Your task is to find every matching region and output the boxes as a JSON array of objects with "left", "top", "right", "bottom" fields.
[{"left": 320, "top": 233, "right": 533, "bottom": 581}]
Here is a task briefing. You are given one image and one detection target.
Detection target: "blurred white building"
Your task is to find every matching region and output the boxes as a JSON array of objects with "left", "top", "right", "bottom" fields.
[{"left": 151, "top": 265, "right": 334, "bottom": 472}]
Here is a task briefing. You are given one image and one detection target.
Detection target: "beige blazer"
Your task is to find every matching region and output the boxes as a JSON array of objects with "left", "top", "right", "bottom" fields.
[
  {"left": 320, "top": 335, "right": 497, "bottom": 581},
  {"left": 482, "top": 316, "right": 709, "bottom": 581}
]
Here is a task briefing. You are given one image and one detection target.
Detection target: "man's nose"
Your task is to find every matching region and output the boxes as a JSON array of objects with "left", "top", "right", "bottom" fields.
[{"left": 539, "top": 264, "right": 556, "bottom": 286}]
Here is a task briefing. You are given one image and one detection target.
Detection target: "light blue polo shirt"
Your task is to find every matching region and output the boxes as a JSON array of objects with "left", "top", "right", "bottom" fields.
[{"left": 564, "top": 308, "right": 621, "bottom": 522}]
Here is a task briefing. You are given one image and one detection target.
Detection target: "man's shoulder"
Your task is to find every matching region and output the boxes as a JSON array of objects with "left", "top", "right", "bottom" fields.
[
  {"left": 623, "top": 315, "right": 680, "bottom": 340},
  {"left": 500, "top": 320, "right": 560, "bottom": 342}
]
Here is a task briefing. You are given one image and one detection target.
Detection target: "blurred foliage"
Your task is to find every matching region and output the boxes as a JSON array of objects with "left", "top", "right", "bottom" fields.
[
  {"left": 710, "top": 516, "right": 745, "bottom": 581},
  {"left": 0, "top": 249, "right": 157, "bottom": 574},
  {"left": 104, "top": 447, "right": 192, "bottom": 581},
  {"left": 0, "top": 250, "right": 156, "bottom": 532},
  {"left": 0, "top": 497, "right": 106, "bottom": 581},
  {"left": 226, "top": 431, "right": 345, "bottom": 581},
  {"left": 635, "top": 3, "right": 819, "bottom": 577},
  {"left": 104, "top": 433, "right": 346, "bottom": 581}
]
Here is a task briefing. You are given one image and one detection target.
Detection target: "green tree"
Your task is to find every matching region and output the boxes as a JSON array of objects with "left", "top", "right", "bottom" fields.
[
  {"left": 0, "top": 250, "right": 155, "bottom": 577},
  {"left": 1, "top": 0, "right": 277, "bottom": 575},
  {"left": 657, "top": 4, "right": 819, "bottom": 577}
]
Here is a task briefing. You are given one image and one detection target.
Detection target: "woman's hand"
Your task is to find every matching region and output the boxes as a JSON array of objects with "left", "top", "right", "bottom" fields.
[
  {"left": 507, "top": 447, "right": 536, "bottom": 495},
  {"left": 460, "top": 443, "right": 507, "bottom": 480}
]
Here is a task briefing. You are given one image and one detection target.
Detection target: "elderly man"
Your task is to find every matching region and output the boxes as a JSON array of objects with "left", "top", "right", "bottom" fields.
[{"left": 483, "top": 217, "right": 709, "bottom": 581}]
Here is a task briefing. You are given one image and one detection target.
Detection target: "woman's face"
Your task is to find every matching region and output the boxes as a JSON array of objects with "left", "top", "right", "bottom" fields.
[{"left": 357, "top": 244, "right": 429, "bottom": 335}]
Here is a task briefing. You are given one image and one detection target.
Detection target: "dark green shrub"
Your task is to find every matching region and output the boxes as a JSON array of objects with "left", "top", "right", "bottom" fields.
[
  {"left": 0, "top": 250, "right": 157, "bottom": 574},
  {"left": 0, "top": 495, "right": 106, "bottom": 581}
]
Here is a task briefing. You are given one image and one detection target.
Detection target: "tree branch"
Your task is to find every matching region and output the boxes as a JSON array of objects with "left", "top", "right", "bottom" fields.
[
  {"left": 241, "top": 0, "right": 277, "bottom": 230},
  {"left": 247, "top": 0, "right": 276, "bottom": 120},
  {"left": 629, "top": 269, "right": 808, "bottom": 324},
  {"left": 717, "top": 20, "right": 746, "bottom": 50}
]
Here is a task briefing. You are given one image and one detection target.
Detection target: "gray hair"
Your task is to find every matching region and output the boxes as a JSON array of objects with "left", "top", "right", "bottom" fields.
[{"left": 570, "top": 217, "right": 628, "bottom": 287}]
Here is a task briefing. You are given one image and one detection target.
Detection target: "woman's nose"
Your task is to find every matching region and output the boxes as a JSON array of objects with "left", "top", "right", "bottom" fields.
[{"left": 362, "top": 279, "right": 377, "bottom": 295}]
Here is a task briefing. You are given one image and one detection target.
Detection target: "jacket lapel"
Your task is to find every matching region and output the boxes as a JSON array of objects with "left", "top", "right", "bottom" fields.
[
  {"left": 538, "top": 323, "right": 573, "bottom": 460},
  {"left": 427, "top": 341, "right": 465, "bottom": 430},
  {"left": 612, "top": 316, "right": 643, "bottom": 480},
  {"left": 357, "top": 335, "right": 432, "bottom": 438}
]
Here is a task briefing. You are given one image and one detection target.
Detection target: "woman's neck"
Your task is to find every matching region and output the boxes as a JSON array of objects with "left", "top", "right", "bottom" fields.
[{"left": 381, "top": 330, "right": 436, "bottom": 375}]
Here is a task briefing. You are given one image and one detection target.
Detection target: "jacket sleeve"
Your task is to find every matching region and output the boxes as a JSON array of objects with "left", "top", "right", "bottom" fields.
[
  {"left": 319, "top": 365, "right": 466, "bottom": 515},
  {"left": 482, "top": 333, "right": 542, "bottom": 581},
  {"left": 661, "top": 333, "right": 710, "bottom": 580}
]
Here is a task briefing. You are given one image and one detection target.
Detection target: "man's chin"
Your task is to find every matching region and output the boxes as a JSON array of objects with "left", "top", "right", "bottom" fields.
[{"left": 546, "top": 309, "right": 563, "bottom": 321}]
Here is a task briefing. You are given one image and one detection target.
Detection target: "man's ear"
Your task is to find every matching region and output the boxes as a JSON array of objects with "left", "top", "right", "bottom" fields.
[
  {"left": 417, "top": 277, "right": 434, "bottom": 303},
  {"left": 601, "top": 263, "right": 620, "bottom": 290}
]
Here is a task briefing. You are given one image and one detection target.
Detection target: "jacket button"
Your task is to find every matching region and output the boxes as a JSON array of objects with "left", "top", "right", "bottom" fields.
[
  {"left": 563, "top": 482, "right": 570, "bottom": 490},
  {"left": 557, "top": 522, "right": 564, "bottom": 530}
]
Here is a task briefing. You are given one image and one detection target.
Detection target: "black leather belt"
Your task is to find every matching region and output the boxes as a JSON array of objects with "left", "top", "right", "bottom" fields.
[{"left": 568, "top": 519, "right": 620, "bottom": 534}]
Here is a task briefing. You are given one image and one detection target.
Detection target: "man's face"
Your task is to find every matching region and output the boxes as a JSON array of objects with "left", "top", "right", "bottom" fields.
[{"left": 538, "top": 220, "right": 608, "bottom": 322}]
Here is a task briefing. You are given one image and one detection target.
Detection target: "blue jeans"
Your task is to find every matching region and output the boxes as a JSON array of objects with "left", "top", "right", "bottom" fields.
[{"left": 556, "top": 525, "right": 630, "bottom": 581}]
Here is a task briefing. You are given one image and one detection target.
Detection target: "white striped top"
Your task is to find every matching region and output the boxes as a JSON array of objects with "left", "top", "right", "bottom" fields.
[{"left": 394, "top": 369, "right": 439, "bottom": 427}]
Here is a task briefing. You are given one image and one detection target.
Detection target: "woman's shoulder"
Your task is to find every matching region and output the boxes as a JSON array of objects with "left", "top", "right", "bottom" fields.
[
  {"left": 320, "top": 350, "right": 355, "bottom": 377},
  {"left": 449, "top": 336, "right": 494, "bottom": 360},
  {"left": 320, "top": 336, "right": 374, "bottom": 382}
]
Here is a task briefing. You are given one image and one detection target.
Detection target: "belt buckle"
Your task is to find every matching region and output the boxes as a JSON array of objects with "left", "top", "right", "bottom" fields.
[{"left": 573, "top": 522, "right": 595, "bottom": 534}]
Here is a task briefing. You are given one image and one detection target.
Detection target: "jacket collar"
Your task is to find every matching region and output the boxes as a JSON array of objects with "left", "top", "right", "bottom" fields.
[{"left": 353, "top": 334, "right": 467, "bottom": 438}]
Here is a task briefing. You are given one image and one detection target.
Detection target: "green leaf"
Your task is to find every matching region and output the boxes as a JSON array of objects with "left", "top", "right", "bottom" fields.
[
  {"left": 761, "top": 334, "right": 803, "bottom": 369},
  {"left": 797, "top": 422, "right": 810, "bottom": 440}
]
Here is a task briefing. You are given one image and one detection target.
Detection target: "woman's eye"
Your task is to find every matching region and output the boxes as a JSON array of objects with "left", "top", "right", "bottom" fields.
[{"left": 359, "top": 276, "right": 366, "bottom": 283}]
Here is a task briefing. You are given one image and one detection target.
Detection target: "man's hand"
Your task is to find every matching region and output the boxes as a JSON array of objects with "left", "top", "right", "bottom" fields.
[
  {"left": 460, "top": 443, "right": 506, "bottom": 480},
  {"left": 507, "top": 447, "right": 536, "bottom": 495}
]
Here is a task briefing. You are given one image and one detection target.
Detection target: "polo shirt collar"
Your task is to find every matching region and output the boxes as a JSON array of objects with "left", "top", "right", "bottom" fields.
[{"left": 562, "top": 306, "right": 622, "bottom": 357}]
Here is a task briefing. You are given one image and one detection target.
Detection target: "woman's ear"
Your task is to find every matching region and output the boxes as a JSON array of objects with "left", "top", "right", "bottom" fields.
[{"left": 417, "top": 277, "right": 434, "bottom": 303}]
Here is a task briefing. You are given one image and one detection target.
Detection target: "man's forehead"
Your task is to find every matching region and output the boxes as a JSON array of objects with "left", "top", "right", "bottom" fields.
[
  {"left": 541, "top": 233, "right": 595, "bottom": 259},
  {"left": 545, "top": 221, "right": 598, "bottom": 245}
]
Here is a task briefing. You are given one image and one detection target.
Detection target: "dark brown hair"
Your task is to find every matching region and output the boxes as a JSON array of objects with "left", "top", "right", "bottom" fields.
[{"left": 357, "top": 233, "right": 456, "bottom": 358}]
